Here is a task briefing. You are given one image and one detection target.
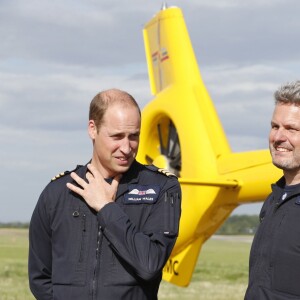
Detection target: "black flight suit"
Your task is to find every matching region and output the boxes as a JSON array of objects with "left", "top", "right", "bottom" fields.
[
  {"left": 28, "top": 160, "right": 181, "bottom": 300},
  {"left": 245, "top": 177, "right": 300, "bottom": 299}
]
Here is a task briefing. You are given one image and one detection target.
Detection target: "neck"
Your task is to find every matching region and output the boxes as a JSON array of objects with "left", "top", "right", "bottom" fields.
[
  {"left": 283, "top": 170, "right": 300, "bottom": 186},
  {"left": 90, "top": 157, "right": 114, "bottom": 178}
]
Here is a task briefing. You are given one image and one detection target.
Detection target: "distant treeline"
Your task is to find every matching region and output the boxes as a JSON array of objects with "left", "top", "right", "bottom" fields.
[
  {"left": 0, "top": 222, "right": 29, "bottom": 228},
  {"left": 0, "top": 215, "right": 260, "bottom": 235},
  {"left": 216, "top": 214, "right": 259, "bottom": 235}
]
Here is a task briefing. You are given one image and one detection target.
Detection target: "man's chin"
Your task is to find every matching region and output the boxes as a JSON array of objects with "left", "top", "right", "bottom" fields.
[
  {"left": 273, "top": 160, "right": 293, "bottom": 171},
  {"left": 114, "top": 163, "right": 132, "bottom": 174},
  {"left": 273, "top": 163, "right": 284, "bottom": 170}
]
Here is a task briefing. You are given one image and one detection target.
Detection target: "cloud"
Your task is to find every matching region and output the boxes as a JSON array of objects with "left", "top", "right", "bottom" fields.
[
  {"left": 1, "top": 0, "right": 300, "bottom": 221},
  {"left": 200, "top": 62, "right": 300, "bottom": 150}
]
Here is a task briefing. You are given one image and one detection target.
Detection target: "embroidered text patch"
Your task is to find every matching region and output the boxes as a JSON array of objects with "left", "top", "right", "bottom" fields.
[{"left": 124, "top": 185, "right": 160, "bottom": 204}]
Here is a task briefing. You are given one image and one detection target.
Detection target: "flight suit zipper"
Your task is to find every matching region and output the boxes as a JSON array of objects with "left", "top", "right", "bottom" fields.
[
  {"left": 73, "top": 210, "right": 87, "bottom": 264},
  {"left": 92, "top": 224, "right": 102, "bottom": 300},
  {"left": 79, "top": 213, "right": 86, "bottom": 263}
]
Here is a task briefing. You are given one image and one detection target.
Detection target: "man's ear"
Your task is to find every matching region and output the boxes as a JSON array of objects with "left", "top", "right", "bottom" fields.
[{"left": 88, "top": 120, "right": 97, "bottom": 139}]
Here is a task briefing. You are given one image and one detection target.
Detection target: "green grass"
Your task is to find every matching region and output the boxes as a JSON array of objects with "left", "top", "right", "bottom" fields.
[
  {"left": 0, "top": 229, "right": 252, "bottom": 300},
  {"left": 158, "top": 236, "right": 252, "bottom": 300},
  {"left": 0, "top": 228, "right": 33, "bottom": 300}
]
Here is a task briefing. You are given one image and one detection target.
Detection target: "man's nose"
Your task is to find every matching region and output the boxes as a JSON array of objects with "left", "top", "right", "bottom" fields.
[
  {"left": 273, "top": 128, "right": 287, "bottom": 141},
  {"left": 120, "top": 139, "right": 131, "bottom": 154}
]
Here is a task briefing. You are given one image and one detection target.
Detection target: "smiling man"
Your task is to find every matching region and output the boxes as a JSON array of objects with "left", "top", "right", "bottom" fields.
[
  {"left": 28, "top": 89, "right": 181, "bottom": 300},
  {"left": 245, "top": 81, "right": 300, "bottom": 300}
]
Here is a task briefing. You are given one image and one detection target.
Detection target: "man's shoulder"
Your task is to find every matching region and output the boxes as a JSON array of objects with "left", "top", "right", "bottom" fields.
[
  {"left": 49, "top": 164, "right": 84, "bottom": 184},
  {"left": 135, "top": 162, "right": 178, "bottom": 184},
  {"left": 144, "top": 164, "right": 178, "bottom": 179},
  {"left": 132, "top": 162, "right": 180, "bottom": 193}
]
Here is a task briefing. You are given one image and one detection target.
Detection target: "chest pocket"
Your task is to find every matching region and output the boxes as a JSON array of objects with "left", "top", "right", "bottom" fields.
[{"left": 52, "top": 203, "right": 91, "bottom": 286}]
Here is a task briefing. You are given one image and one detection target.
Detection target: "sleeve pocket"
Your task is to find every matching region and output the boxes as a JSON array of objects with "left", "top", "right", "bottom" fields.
[{"left": 164, "top": 192, "right": 180, "bottom": 236}]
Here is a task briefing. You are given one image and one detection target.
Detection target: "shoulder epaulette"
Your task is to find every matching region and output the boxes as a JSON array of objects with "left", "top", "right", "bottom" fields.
[
  {"left": 157, "top": 168, "right": 177, "bottom": 178},
  {"left": 51, "top": 171, "right": 70, "bottom": 182},
  {"left": 50, "top": 165, "right": 82, "bottom": 182},
  {"left": 145, "top": 164, "right": 177, "bottom": 178}
]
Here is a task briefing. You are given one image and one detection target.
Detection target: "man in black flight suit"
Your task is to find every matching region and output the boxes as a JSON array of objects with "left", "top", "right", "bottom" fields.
[
  {"left": 28, "top": 88, "right": 181, "bottom": 300},
  {"left": 245, "top": 80, "right": 300, "bottom": 299}
]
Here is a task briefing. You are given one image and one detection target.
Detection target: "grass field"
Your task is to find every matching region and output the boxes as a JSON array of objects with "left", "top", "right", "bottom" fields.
[
  {"left": 0, "top": 229, "right": 252, "bottom": 300},
  {"left": 158, "top": 235, "right": 252, "bottom": 299},
  {"left": 0, "top": 228, "right": 32, "bottom": 300}
]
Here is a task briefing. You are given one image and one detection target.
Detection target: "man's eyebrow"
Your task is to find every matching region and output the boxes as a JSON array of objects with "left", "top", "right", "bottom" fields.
[
  {"left": 109, "top": 132, "right": 124, "bottom": 136},
  {"left": 108, "top": 130, "right": 140, "bottom": 136}
]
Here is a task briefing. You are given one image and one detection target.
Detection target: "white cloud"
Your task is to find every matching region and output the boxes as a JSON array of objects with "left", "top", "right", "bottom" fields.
[
  {"left": 1, "top": 0, "right": 300, "bottom": 221},
  {"left": 187, "top": 0, "right": 280, "bottom": 9}
]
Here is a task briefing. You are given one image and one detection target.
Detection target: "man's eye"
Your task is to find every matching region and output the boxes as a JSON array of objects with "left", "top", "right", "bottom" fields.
[
  {"left": 130, "top": 134, "right": 140, "bottom": 140},
  {"left": 288, "top": 128, "right": 298, "bottom": 132},
  {"left": 111, "top": 135, "right": 123, "bottom": 140}
]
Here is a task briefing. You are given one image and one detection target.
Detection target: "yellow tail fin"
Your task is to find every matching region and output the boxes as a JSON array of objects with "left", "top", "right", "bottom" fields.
[
  {"left": 163, "top": 237, "right": 204, "bottom": 287},
  {"left": 139, "top": 6, "right": 282, "bottom": 288},
  {"left": 143, "top": 7, "right": 202, "bottom": 95}
]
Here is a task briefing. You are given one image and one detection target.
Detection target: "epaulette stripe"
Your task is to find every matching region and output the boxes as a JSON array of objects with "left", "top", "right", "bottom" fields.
[
  {"left": 145, "top": 164, "right": 177, "bottom": 178},
  {"left": 157, "top": 168, "right": 177, "bottom": 178},
  {"left": 50, "top": 165, "right": 82, "bottom": 182},
  {"left": 51, "top": 171, "right": 69, "bottom": 181}
]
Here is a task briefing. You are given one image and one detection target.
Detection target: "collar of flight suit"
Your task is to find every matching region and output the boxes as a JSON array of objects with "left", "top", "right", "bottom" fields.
[{"left": 78, "top": 160, "right": 142, "bottom": 201}]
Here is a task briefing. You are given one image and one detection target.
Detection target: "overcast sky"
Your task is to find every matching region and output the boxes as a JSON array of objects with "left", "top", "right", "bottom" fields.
[{"left": 1, "top": 0, "right": 300, "bottom": 222}]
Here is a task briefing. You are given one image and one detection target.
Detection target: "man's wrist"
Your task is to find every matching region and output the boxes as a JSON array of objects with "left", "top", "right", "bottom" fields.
[{"left": 96, "top": 200, "right": 110, "bottom": 212}]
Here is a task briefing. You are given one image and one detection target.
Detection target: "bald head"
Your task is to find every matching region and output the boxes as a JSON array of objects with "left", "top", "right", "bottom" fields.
[{"left": 89, "top": 89, "right": 141, "bottom": 132}]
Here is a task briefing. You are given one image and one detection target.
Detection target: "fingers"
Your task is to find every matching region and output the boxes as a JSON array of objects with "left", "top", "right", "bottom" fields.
[
  {"left": 66, "top": 182, "right": 84, "bottom": 197},
  {"left": 87, "top": 163, "right": 98, "bottom": 178},
  {"left": 86, "top": 171, "right": 93, "bottom": 183},
  {"left": 66, "top": 182, "right": 81, "bottom": 195},
  {"left": 66, "top": 172, "right": 88, "bottom": 197},
  {"left": 66, "top": 165, "right": 121, "bottom": 204},
  {"left": 70, "top": 171, "right": 87, "bottom": 188},
  {"left": 86, "top": 163, "right": 105, "bottom": 184}
]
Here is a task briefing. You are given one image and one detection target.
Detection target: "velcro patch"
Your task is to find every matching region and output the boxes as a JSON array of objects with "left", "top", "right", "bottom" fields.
[{"left": 124, "top": 185, "right": 160, "bottom": 204}]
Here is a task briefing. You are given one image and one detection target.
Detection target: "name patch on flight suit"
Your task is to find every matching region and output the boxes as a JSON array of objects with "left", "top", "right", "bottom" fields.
[{"left": 124, "top": 185, "right": 160, "bottom": 204}]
